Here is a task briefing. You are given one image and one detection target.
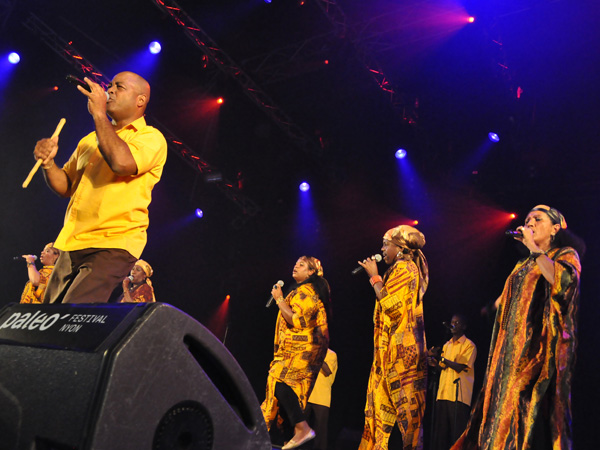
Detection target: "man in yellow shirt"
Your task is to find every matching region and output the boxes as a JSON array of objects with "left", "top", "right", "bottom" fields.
[
  {"left": 428, "top": 314, "right": 477, "bottom": 450},
  {"left": 306, "top": 348, "right": 338, "bottom": 450},
  {"left": 33, "top": 71, "right": 167, "bottom": 304}
]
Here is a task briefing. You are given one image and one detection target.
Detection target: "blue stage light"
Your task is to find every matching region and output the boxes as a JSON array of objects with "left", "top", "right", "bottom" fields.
[
  {"left": 195, "top": 208, "right": 204, "bottom": 218},
  {"left": 488, "top": 132, "right": 500, "bottom": 142},
  {"left": 149, "top": 41, "right": 162, "bottom": 54},
  {"left": 8, "top": 52, "right": 20, "bottom": 64},
  {"left": 395, "top": 148, "right": 407, "bottom": 159},
  {"left": 299, "top": 182, "right": 310, "bottom": 192}
]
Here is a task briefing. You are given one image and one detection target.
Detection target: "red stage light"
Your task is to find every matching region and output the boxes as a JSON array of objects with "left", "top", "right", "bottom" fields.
[
  {"left": 509, "top": 213, "right": 517, "bottom": 219},
  {"left": 468, "top": 16, "right": 475, "bottom": 23},
  {"left": 412, "top": 220, "right": 419, "bottom": 225},
  {"left": 217, "top": 97, "right": 224, "bottom": 104}
]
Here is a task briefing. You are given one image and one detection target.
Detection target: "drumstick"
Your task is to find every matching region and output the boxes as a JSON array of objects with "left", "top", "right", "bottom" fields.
[{"left": 22, "top": 118, "right": 66, "bottom": 188}]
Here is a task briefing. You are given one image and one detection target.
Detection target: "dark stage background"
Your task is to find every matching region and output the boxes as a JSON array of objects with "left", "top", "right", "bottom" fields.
[{"left": 1, "top": 0, "right": 598, "bottom": 448}]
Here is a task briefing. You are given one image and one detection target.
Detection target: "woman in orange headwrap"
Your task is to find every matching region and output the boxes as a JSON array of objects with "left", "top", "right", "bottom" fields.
[
  {"left": 261, "top": 256, "right": 330, "bottom": 450},
  {"left": 357, "top": 225, "right": 429, "bottom": 450},
  {"left": 119, "top": 259, "right": 156, "bottom": 303},
  {"left": 451, "top": 205, "right": 584, "bottom": 450}
]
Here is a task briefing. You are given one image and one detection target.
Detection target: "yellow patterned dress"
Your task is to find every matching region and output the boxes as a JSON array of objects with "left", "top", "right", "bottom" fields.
[
  {"left": 451, "top": 247, "right": 581, "bottom": 450},
  {"left": 20, "top": 265, "right": 55, "bottom": 304},
  {"left": 261, "top": 282, "right": 329, "bottom": 430},
  {"left": 360, "top": 259, "right": 428, "bottom": 450}
]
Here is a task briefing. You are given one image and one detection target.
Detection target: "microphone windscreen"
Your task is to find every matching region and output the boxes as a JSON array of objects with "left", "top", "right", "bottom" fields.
[
  {"left": 373, "top": 254, "right": 382, "bottom": 262},
  {"left": 277, "top": 280, "right": 284, "bottom": 287}
]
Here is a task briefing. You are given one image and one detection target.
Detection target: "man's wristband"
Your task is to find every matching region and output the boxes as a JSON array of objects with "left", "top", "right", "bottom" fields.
[{"left": 26, "top": 262, "right": 35, "bottom": 266}]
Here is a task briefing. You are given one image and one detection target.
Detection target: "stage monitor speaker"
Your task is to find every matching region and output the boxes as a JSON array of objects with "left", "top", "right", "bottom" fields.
[{"left": 0, "top": 302, "right": 271, "bottom": 450}]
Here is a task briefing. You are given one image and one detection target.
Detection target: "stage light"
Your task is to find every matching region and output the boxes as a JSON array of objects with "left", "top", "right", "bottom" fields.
[
  {"left": 8, "top": 52, "right": 20, "bottom": 64},
  {"left": 509, "top": 213, "right": 517, "bottom": 219},
  {"left": 195, "top": 208, "right": 204, "bottom": 218},
  {"left": 468, "top": 16, "right": 475, "bottom": 23},
  {"left": 412, "top": 220, "right": 419, "bottom": 225},
  {"left": 488, "top": 132, "right": 500, "bottom": 142},
  {"left": 148, "top": 41, "right": 162, "bottom": 54},
  {"left": 264, "top": 0, "right": 272, "bottom": 3},
  {"left": 217, "top": 97, "right": 224, "bottom": 104},
  {"left": 299, "top": 182, "right": 310, "bottom": 192},
  {"left": 395, "top": 148, "right": 407, "bottom": 159}
]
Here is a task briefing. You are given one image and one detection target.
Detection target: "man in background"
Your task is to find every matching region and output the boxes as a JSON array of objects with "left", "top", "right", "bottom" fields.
[
  {"left": 306, "top": 348, "right": 337, "bottom": 450},
  {"left": 428, "top": 314, "right": 477, "bottom": 450}
]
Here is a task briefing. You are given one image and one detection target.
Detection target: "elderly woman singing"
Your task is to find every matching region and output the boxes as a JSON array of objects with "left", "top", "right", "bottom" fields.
[
  {"left": 261, "top": 256, "right": 330, "bottom": 450},
  {"left": 451, "top": 205, "right": 584, "bottom": 450}
]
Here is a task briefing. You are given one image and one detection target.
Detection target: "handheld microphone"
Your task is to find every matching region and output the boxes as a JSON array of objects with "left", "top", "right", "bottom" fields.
[
  {"left": 14, "top": 255, "right": 37, "bottom": 261},
  {"left": 266, "top": 280, "right": 285, "bottom": 307},
  {"left": 505, "top": 229, "right": 523, "bottom": 238},
  {"left": 351, "top": 254, "right": 382, "bottom": 275},
  {"left": 66, "top": 75, "right": 109, "bottom": 100},
  {"left": 128, "top": 275, "right": 134, "bottom": 283}
]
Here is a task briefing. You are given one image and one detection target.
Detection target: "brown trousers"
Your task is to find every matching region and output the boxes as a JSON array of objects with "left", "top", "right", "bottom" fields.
[{"left": 43, "top": 248, "right": 137, "bottom": 304}]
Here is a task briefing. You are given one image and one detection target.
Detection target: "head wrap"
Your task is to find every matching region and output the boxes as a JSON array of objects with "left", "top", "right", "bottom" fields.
[
  {"left": 303, "top": 256, "right": 324, "bottom": 277},
  {"left": 134, "top": 260, "right": 155, "bottom": 300},
  {"left": 383, "top": 225, "right": 429, "bottom": 303},
  {"left": 529, "top": 205, "right": 567, "bottom": 229},
  {"left": 135, "top": 260, "right": 153, "bottom": 278}
]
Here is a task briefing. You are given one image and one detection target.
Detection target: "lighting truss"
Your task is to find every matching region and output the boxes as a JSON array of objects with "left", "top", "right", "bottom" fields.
[
  {"left": 151, "top": 0, "right": 323, "bottom": 157},
  {"left": 22, "top": 13, "right": 260, "bottom": 221},
  {"left": 311, "top": 0, "right": 414, "bottom": 122}
]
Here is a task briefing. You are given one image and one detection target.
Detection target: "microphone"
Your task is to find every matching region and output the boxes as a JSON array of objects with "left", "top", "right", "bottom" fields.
[
  {"left": 128, "top": 275, "right": 134, "bottom": 283},
  {"left": 443, "top": 321, "right": 454, "bottom": 330},
  {"left": 14, "top": 255, "right": 37, "bottom": 261},
  {"left": 351, "top": 254, "right": 382, "bottom": 275},
  {"left": 66, "top": 75, "right": 109, "bottom": 100},
  {"left": 265, "top": 280, "right": 285, "bottom": 308},
  {"left": 505, "top": 229, "right": 523, "bottom": 238}
]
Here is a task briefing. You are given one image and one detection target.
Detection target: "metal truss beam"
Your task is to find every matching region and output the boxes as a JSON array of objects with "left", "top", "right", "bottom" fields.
[
  {"left": 152, "top": 0, "right": 323, "bottom": 158},
  {"left": 22, "top": 13, "right": 260, "bottom": 221},
  {"left": 311, "top": 0, "right": 418, "bottom": 123}
]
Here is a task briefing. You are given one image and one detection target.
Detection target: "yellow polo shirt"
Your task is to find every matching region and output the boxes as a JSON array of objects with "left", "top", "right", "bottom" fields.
[
  {"left": 54, "top": 116, "right": 167, "bottom": 258},
  {"left": 437, "top": 335, "right": 477, "bottom": 406}
]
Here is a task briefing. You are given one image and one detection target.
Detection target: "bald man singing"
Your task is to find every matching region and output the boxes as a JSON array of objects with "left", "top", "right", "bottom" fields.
[{"left": 33, "top": 72, "right": 167, "bottom": 304}]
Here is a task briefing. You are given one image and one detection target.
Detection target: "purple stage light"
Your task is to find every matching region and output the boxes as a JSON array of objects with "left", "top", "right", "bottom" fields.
[
  {"left": 395, "top": 148, "right": 407, "bottom": 159},
  {"left": 299, "top": 182, "right": 310, "bottom": 192},
  {"left": 195, "top": 208, "right": 204, "bottom": 218},
  {"left": 8, "top": 52, "right": 20, "bottom": 64},
  {"left": 149, "top": 41, "right": 162, "bottom": 54},
  {"left": 488, "top": 132, "right": 500, "bottom": 142}
]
